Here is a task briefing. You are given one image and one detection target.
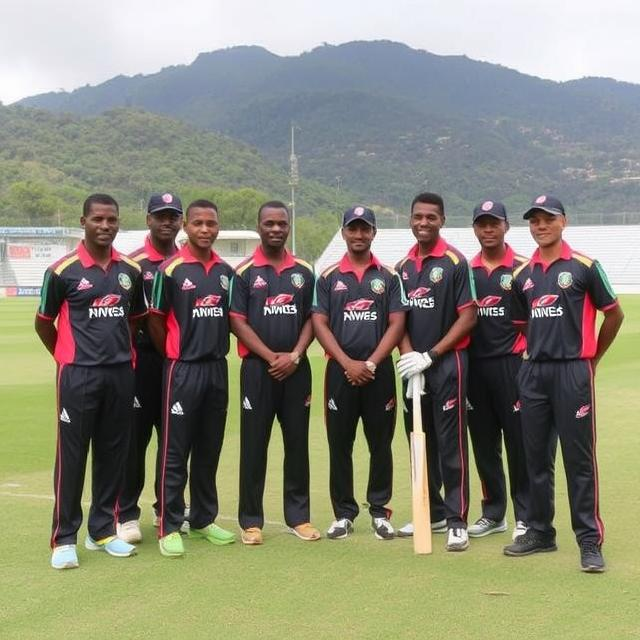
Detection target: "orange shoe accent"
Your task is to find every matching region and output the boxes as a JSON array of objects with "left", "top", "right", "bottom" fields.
[
  {"left": 241, "top": 527, "right": 263, "bottom": 545},
  {"left": 289, "top": 523, "right": 321, "bottom": 541}
]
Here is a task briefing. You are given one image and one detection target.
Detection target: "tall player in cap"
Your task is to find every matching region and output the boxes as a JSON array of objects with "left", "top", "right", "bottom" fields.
[
  {"left": 149, "top": 199, "right": 236, "bottom": 557},
  {"left": 117, "top": 193, "right": 183, "bottom": 544},
  {"left": 230, "top": 201, "right": 318, "bottom": 545},
  {"left": 312, "top": 206, "right": 406, "bottom": 540},
  {"left": 466, "top": 200, "right": 530, "bottom": 540},
  {"left": 503, "top": 194, "right": 623, "bottom": 572},
  {"left": 35, "top": 193, "right": 146, "bottom": 569},
  {"left": 396, "top": 192, "right": 477, "bottom": 551}
]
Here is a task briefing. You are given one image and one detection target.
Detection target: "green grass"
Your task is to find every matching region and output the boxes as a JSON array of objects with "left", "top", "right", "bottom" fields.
[{"left": 1, "top": 297, "right": 639, "bottom": 639}]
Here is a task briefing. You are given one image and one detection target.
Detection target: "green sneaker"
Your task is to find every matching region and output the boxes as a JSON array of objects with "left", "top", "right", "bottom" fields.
[
  {"left": 159, "top": 532, "right": 185, "bottom": 557},
  {"left": 189, "top": 522, "right": 236, "bottom": 546}
]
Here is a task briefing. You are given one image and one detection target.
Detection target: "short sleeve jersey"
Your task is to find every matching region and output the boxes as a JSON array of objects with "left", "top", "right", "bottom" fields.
[
  {"left": 312, "top": 253, "right": 407, "bottom": 360},
  {"left": 395, "top": 238, "right": 476, "bottom": 353},
  {"left": 512, "top": 241, "right": 618, "bottom": 361},
  {"left": 37, "top": 242, "right": 146, "bottom": 366},
  {"left": 468, "top": 244, "right": 527, "bottom": 359},
  {"left": 128, "top": 236, "right": 178, "bottom": 350},
  {"left": 151, "top": 244, "right": 234, "bottom": 361},
  {"left": 229, "top": 246, "right": 314, "bottom": 357}
]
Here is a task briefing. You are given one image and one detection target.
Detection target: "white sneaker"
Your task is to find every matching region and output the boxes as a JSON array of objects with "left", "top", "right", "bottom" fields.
[
  {"left": 446, "top": 527, "right": 469, "bottom": 551},
  {"left": 468, "top": 517, "right": 508, "bottom": 538},
  {"left": 371, "top": 517, "right": 395, "bottom": 540},
  {"left": 397, "top": 522, "right": 414, "bottom": 537},
  {"left": 396, "top": 518, "right": 447, "bottom": 537},
  {"left": 117, "top": 520, "right": 142, "bottom": 544},
  {"left": 326, "top": 518, "right": 353, "bottom": 540},
  {"left": 512, "top": 520, "right": 528, "bottom": 541}
]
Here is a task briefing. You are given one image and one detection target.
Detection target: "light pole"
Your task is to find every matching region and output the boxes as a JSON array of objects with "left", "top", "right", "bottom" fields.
[{"left": 289, "top": 123, "right": 299, "bottom": 254}]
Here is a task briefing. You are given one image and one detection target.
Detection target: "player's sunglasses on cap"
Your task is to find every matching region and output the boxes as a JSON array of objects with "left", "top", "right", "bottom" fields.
[
  {"left": 147, "top": 193, "right": 183, "bottom": 215},
  {"left": 523, "top": 194, "right": 565, "bottom": 220},
  {"left": 472, "top": 200, "right": 507, "bottom": 222},
  {"left": 342, "top": 205, "right": 376, "bottom": 228}
]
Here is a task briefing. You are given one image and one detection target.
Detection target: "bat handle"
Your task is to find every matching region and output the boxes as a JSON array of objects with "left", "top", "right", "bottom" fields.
[{"left": 411, "top": 374, "right": 422, "bottom": 435}]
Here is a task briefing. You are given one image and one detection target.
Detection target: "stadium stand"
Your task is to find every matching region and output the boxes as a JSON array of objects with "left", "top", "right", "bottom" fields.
[{"left": 315, "top": 225, "right": 640, "bottom": 293}]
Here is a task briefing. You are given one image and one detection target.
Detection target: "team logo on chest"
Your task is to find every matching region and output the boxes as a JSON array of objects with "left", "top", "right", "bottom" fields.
[
  {"left": 253, "top": 275, "right": 268, "bottom": 289},
  {"left": 182, "top": 278, "right": 196, "bottom": 291},
  {"left": 220, "top": 274, "right": 229, "bottom": 291},
  {"left": 333, "top": 280, "right": 348, "bottom": 292},
  {"left": 193, "top": 294, "right": 223, "bottom": 318},
  {"left": 499, "top": 274, "right": 513, "bottom": 291},
  {"left": 523, "top": 278, "right": 535, "bottom": 292},
  {"left": 343, "top": 298, "right": 377, "bottom": 321},
  {"left": 88, "top": 294, "right": 124, "bottom": 318},
  {"left": 407, "top": 287, "right": 434, "bottom": 309},
  {"left": 531, "top": 294, "right": 563, "bottom": 318},
  {"left": 557, "top": 272, "right": 573, "bottom": 289},
  {"left": 77, "top": 277, "right": 93, "bottom": 291},
  {"left": 291, "top": 273, "right": 305, "bottom": 289},
  {"left": 370, "top": 278, "right": 385, "bottom": 294},
  {"left": 429, "top": 267, "right": 444, "bottom": 284},
  {"left": 477, "top": 295, "right": 505, "bottom": 317},
  {"left": 264, "top": 293, "right": 297, "bottom": 316},
  {"left": 118, "top": 273, "right": 132, "bottom": 291}
]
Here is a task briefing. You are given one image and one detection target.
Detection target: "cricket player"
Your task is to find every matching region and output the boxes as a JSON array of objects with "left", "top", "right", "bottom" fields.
[
  {"left": 35, "top": 193, "right": 146, "bottom": 569},
  {"left": 503, "top": 194, "right": 623, "bottom": 573},
  {"left": 466, "top": 200, "right": 530, "bottom": 540},
  {"left": 117, "top": 193, "right": 183, "bottom": 544},
  {"left": 312, "top": 206, "right": 406, "bottom": 540},
  {"left": 230, "top": 201, "right": 318, "bottom": 545},
  {"left": 149, "top": 199, "right": 236, "bottom": 557},
  {"left": 396, "top": 192, "right": 477, "bottom": 552}
]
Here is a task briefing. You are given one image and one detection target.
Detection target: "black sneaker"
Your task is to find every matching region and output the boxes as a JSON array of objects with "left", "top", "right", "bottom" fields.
[
  {"left": 503, "top": 529, "right": 557, "bottom": 556},
  {"left": 371, "top": 516, "right": 395, "bottom": 540},
  {"left": 580, "top": 540, "right": 605, "bottom": 573},
  {"left": 326, "top": 518, "right": 353, "bottom": 540}
]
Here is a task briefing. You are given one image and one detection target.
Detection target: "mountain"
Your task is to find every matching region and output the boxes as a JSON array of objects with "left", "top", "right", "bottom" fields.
[{"left": 17, "top": 41, "right": 640, "bottom": 218}]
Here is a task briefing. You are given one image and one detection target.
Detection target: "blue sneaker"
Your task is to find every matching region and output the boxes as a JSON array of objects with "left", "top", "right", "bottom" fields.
[
  {"left": 85, "top": 535, "right": 136, "bottom": 557},
  {"left": 51, "top": 544, "right": 79, "bottom": 570}
]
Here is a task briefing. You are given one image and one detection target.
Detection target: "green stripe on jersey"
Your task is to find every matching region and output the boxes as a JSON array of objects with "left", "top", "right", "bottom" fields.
[
  {"left": 38, "top": 269, "right": 51, "bottom": 314},
  {"left": 151, "top": 271, "right": 163, "bottom": 309},
  {"left": 468, "top": 265, "right": 477, "bottom": 301},
  {"left": 595, "top": 261, "right": 616, "bottom": 299}
]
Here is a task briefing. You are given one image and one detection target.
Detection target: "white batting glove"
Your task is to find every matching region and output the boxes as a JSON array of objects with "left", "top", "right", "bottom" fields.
[
  {"left": 397, "top": 351, "right": 433, "bottom": 379},
  {"left": 405, "top": 373, "right": 425, "bottom": 399}
]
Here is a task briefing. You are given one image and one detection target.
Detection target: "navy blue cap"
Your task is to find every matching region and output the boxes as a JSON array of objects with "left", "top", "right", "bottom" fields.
[
  {"left": 147, "top": 193, "right": 183, "bottom": 215},
  {"left": 523, "top": 194, "right": 565, "bottom": 219},
  {"left": 342, "top": 205, "right": 376, "bottom": 228},
  {"left": 473, "top": 200, "right": 507, "bottom": 222}
]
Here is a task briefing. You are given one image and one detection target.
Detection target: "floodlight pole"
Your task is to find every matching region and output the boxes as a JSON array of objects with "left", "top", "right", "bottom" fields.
[{"left": 289, "top": 123, "right": 299, "bottom": 255}]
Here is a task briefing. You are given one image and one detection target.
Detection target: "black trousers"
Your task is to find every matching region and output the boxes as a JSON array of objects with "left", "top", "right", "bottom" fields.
[
  {"left": 238, "top": 357, "right": 312, "bottom": 529},
  {"left": 158, "top": 359, "right": 228, "bottom": 537},
  {"left": 403, "top": 350, "right": 469, "bottom": 528},
  {"left": 51, "top": 363, "right": 134, "bottom": 547},
  {"left": 467, "top": 354, "right": 529, "bottom": 523},
  {"left": 119, "top": 348, "right": 163, "bottom": 522},
  {"left": 518, "top": 359, "right": 604, "bottom": 544},
  {"left": 325, "top": 357, "right": 396, "bottom": 521}
]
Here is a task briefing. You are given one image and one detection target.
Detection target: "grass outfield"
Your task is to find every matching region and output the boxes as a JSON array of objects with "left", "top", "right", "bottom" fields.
[{"left": 1, "top": 296, "right": 639, "bottom": 639}]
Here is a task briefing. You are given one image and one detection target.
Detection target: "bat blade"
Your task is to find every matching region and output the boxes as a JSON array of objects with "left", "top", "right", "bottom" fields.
[{"left": 410, "top": 431, "right": 431, "bottom": 554}]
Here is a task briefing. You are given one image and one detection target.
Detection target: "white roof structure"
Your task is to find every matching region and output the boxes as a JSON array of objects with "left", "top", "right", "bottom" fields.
[{"left": 315, "top": 225, "right": 640, "bottom": 293}]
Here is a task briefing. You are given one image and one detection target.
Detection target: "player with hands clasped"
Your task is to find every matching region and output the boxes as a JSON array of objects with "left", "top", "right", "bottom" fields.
[
  {"left": 229, "top": 201, "right": 318, "bottom": 545},
  {"left": 503, "top": 195, "right": 623, "bottom": 573},
  {"left": 312, "top": 206, "right": 406, "bottom": 541},
  {"left": 395, "top": 192, "right": 477, "bottom": 551}
]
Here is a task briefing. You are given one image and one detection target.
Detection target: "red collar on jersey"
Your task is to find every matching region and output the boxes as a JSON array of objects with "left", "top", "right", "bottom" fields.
[
  {"left": 178, "top": 243, "right": 222, "bottom": 271},
  {"left": 470, "top": 244, "right": 516, "bottom": 270},
  {"left": 144, "top": 235, "right": 177, "bottom": 262},
  {"left": 251, "top": 245, "right": 297, "bottom": 274},
  {"left": 530, "top": 240, "right": 572, "bottom": 269},
  {"left": 77, "top": 241, "right": 122, "bottom": 268}
]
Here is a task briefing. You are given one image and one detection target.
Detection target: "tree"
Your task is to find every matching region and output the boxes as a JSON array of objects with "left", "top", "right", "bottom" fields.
[{"left": 8, "top": 180, "right": 64, "bottom": 225}]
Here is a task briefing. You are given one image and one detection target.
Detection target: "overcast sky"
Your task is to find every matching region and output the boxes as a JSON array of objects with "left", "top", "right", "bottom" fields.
[{"left": 1, "top": 0, "right": 638, "bottom": 105}]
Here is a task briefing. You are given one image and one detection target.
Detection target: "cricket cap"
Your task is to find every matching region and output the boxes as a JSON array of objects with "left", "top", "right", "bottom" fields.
[
  {"left": 147, "top": 193, "right": 183, "bottom": 215},
  {"left": 342, "top": 205, "right": 376, "bottom": 228},
  {"left": 523, "top": 194, "right": 565, "bottom": 220},
  {"left": 472, "top": 200, "right": 507, "bottom": 222}
]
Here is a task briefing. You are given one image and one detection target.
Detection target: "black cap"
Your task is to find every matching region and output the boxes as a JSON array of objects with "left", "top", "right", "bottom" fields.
[
  {"left": 147, "top": 193, "right": 183, "bottom": 215},
  {"left": 342, "top": 205, "right": 376, "bottom": 228},
  {"left": 523, "top": 194, "right": 565, "bottom": 219},
  {"left": 472, "top": 200, "right": 507, "bottom": 222}
]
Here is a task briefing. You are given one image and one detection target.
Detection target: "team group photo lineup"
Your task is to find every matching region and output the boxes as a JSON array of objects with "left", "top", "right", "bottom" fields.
[{"left": 36, "top": 188, "right": 624, "bottom": 574}]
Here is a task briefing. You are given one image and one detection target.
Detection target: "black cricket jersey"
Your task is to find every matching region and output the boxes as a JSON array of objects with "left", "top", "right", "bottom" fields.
[
  {"left": 512, "top": 241, "right": 618, "bottom": 361},
  {"left": 151, "top": 244, "right": 233, "bottom": 361},
  {"left": 229, "top": 246, "right": 314, "bottom": 357},
  {"left": 312, "top": 253, "right": 407, "bottom": 360},
  {"left": 37, "top": 242, "right": 146, "bottom": 366},
  {"left": 469, "top": 244, "right": 527, "bottom": 359},
  {"left": 396, "top": 238, "right": 476, "bottom": 353},
  {"left": 129, "top": 236, "right": 178, "bottom": 350}
]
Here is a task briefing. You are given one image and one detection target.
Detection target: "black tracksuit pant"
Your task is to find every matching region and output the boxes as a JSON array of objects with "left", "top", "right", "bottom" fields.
[
  {"left": 51, "top": 363, "right": 134, "bottom": 547},
  {"left": 158, "top": 359, "right": 228, "bottom": 537},
  {"left": 518, "top": 359, "right": 604, "bottom": 545},
  {"left": 325, "top": 356, "right": 396, "bottom": 521},
  {"left": 403, "top": 350, "right": 469, "bottom": 528},
  {"left": 119, "top": 348, "right": 163, "bottom": 522},
  {"left": 467, "top": 354, "right": 529, "bottom": 523}
]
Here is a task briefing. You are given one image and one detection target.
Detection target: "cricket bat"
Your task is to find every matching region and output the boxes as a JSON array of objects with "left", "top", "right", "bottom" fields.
[{"left": 410, "top": 374, "right": 432, "bottom": 554}]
